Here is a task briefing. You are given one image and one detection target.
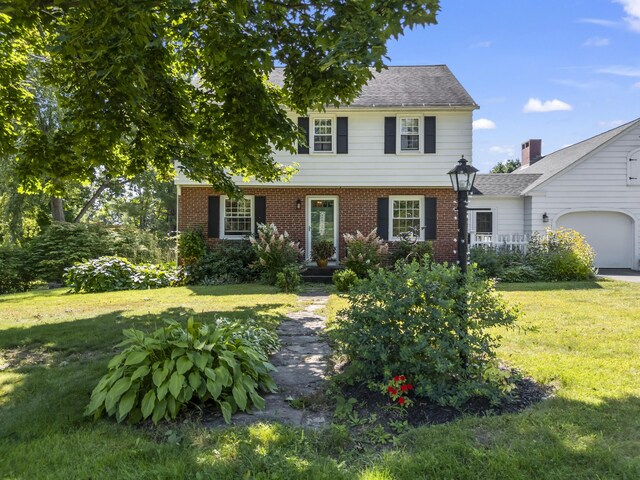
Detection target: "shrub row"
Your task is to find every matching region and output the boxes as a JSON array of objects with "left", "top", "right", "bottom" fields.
[
  {"left": 64, "top": 256, "right": 184, "bottom": 293},
  {"left": 0, "top": 222, "right": 176, "bottom": 294},
  {"left": 470, "top": 228, "right": 595, "bottom": 282}
]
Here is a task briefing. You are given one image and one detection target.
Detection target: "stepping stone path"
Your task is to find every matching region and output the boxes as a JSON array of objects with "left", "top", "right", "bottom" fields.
[{"left": 205, "top": 286, "right": 331, "bottom": 428}]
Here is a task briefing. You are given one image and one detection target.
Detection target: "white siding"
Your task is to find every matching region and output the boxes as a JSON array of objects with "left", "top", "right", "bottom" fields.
[
  {"left": 468, "top": 196, "right": 526, "bottom": 236},
  {"left": 175, "top": 109, "right": 473, "bottom": 187},
  {"left": 529, "top": 123, "right": 640, "bottom": 269}
]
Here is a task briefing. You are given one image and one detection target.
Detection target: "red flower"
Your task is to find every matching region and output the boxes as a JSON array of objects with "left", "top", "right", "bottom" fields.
[
  {"left": 406, "top": 384, "right": 413, "bottom": 390},
  {"left": 399, "top": 375, "right": 406, "bottom": 382},
  {"left": 393, "top": 375, "right": 400, "bottom": 382},
  {"left": 401, "top": 384, "right": 409, "bottom": 392},
  {"left": 387, "top": 386, "right": 395, "bottom": 393},
  {"left": 398, "top": 397, "right": 406, "bottom": 405}
]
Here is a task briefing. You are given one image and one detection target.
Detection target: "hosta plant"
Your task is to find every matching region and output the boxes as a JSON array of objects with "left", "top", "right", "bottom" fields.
[{"left": 85, "top": 317, "right": 278, "bottom": 424}]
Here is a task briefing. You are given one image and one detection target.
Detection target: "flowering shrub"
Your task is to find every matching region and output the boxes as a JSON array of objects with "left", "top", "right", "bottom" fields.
[
  {"left": 250, "top": 223, "right": 303, "bottom": 284},
  {"left": 385, "top": 375, "right": 413, "bottom": 408},
  {"left": 64, "top": 256, "right": 184, "bottom": 293},
  {"left": 342, "top": 229, "right": 388, "bottom": 278},
  {"left": 527, "top": 228, "right": 595, "bottom": 281},
  {"left": 333, "top": 261, "right": 520, "bottom": 407},
  {"left": 85, "top": 316, "right": 278, "bottom": 424}
]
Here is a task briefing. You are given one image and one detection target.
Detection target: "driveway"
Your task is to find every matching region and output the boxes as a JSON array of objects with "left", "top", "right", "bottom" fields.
[{"left": 597, "top": 269, "right": 640, "bottom": 283}]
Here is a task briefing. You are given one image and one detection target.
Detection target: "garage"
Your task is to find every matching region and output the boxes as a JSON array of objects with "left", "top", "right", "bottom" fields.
[{"left": 556, "top": 211, "right": 635, "bottom": 269}]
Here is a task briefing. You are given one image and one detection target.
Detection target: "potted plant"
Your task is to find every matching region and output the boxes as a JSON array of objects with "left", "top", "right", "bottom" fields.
[{"left": 311, "top": 239, "right": 335, "bottom": 268}]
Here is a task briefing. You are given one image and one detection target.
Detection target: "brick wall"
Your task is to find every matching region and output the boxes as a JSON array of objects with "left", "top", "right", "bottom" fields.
[{"left": 178, "top": 186, "right": 458, "bottom": 263}]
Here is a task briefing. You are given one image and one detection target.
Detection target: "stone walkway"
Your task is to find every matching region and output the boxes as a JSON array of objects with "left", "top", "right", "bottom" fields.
[{"left": 205, "top": 286, "right": 331, "bottom": 428}]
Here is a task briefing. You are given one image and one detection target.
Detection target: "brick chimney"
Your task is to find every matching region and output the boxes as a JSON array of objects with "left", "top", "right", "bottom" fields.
[{"left": 521, "top": 139, "right": 542, "bottom": 168}]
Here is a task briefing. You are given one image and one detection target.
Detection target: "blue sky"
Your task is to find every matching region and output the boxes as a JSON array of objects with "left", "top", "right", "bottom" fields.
[{"left": 386, "top": 0, "right": 640, "bottom": 172}]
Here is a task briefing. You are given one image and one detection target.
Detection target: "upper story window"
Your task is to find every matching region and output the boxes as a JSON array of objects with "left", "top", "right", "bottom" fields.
[
  {"left": 313, "top": 118, "right": 334, "bottom": 153},
  {"left": 221, "top": 196, "right": 254, "bottom": 239},
  {"left": 399, "top": 117, "right": 420, "bottom": 151},
  {"left": 389, "top": 196, "right": 424, "bottom": 241}
]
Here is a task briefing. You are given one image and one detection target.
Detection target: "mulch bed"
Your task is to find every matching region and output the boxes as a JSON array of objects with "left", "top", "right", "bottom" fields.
[{"left": 335, "top": 370, "right": 555, "bottom": 429}]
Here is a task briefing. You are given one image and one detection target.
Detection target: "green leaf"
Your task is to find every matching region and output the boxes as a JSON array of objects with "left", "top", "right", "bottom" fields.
[
  {"left": 176, "top": 356, "right": 193, "bottom": 375},
  {"left": 215, "top": 365, "right": 232, "bottom": 387},
  {"left": 141, "top": 390, "right": 156, "bottom": 419},
  {"left": 152, "top": 398, "right": 168, "bottom": 424},
  {"left": 249, "top": 389, "right": 265, "bottom": 411},
  {"left": 206, "top": 378, "right": 222, "bottom": 400},
  {"left": 157, "top": 381, "right": 169, "bottom": 401},
  {"left": 131, "top": 365, "right": 150, "bottom": 381},
  {"left": 118, "top": 387, "right": 138, "bottom": 419},
  {"left": 168, "top": 372, "right": 184, "bottom": 399},
  {"left": 188, "top": 371, "right": 202, "bottom": 391},
  {"left": 219, "top": 400, "right": 232, "bottom": 424},
  {"left": 232, "top": 384, "right": 247, "bottom": 411},
  {"left": 124, "top": 350, "right": 149, "bottom": 366},
  {"left": 153, "top": 367, "right": 169, "bottom": 387},
  {"left": 204, "top": 367, "right": 216, "bottom": 381},
  {"left": 192, "top": 352, "right": 208, "bottom": 370}
]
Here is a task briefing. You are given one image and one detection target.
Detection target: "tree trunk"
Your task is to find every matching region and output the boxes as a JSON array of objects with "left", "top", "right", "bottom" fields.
[
  {"left": 50, "top": 197, "right": 66, "bottom": 222},
  {"left": 73, "top": 181, "right": 109, "bottom": 223}
]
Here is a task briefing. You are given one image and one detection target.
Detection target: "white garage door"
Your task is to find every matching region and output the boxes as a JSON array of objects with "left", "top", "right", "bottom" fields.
[{"left": 557, "top": 211, "right": 634, "bottom": 268}]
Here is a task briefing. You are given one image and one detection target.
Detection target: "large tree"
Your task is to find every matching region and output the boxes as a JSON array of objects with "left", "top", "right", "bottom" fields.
[
  {"left": 490, "top": 159, "right": 521, "bottom": 174},
  {"left": 1, "top": 0, "right": 440, "bottom": 197}
]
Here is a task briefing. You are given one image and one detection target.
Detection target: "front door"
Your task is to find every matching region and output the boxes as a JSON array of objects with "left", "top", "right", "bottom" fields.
[{"left": 307, "top": 196, "right": 338, "bottom": 261}]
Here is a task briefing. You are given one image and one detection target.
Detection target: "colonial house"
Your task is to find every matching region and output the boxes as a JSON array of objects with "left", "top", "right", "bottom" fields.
[
  {"left": 175, "top": 66, "right": 478, "bottom": 263},
  {"left": 469, "top": 118, "right": 640, "bottom": 270}
]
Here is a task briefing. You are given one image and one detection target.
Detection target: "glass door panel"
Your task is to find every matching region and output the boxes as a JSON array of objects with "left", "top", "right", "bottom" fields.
[{"left": 309, "top": 199, "right": 336, "bottom": 259}]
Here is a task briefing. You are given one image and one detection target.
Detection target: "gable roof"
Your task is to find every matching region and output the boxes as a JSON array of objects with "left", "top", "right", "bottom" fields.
[
  {"left": 513, "top": 117, "right": 640, "bottom": 193},
  {"left": 269, "top": 65, "right": 478, "bottom": 109},
  {"left": 472, "top": 173, "right": 542, "bottom": 196}
]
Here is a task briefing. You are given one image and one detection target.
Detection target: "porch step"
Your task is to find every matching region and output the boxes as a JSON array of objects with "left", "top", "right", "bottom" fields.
[{"left": 302, "top": 265, "right": 342, "bottom": 284}]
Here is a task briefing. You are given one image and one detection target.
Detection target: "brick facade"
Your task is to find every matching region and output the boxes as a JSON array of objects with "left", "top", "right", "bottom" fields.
[{"left": 178, "top": 186, "right": 458, "bottom": 263}]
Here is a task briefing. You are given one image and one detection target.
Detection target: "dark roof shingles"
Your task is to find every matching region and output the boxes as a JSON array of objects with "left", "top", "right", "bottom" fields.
[
  {"left": 269, "top": 65, "right": 478, "bottom": 108},
  {"left": 472, "top": 174, "right": 542, "bottom": 196}
]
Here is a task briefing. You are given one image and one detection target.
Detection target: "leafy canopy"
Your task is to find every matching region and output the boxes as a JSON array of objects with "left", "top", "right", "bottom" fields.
[
  {"left": 1, "top": 0, "right": 440, "bottom": 196},
  {"left": 490, "top": 159, "right": 521, "bottom": 173}
]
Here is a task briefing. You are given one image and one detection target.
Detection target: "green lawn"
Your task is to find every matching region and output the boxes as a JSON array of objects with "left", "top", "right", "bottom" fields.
[{"left": 1, "top": 280, "right": 639, "bottom": 479}]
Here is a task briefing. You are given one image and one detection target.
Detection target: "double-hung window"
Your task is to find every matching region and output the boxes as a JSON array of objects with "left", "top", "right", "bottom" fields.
[
  {"left": 313, "top": 118, "right": 334, "bottom": 153},
  {"left": 389, "top": 196, "right": 424, "bottom": 240},
  {"left": 399, "top": 117, "right": 420, "bottom": 152},
  {"left": 221, "top": 196, "right": 254, "bottom": 239},
  {"left": 474, "top": 211, "right": 494, "bottom": 243}
]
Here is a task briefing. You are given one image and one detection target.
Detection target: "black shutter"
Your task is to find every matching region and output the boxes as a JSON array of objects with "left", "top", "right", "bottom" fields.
[
  {"left": 297, "top": 117, "right": 309, "bottom": 154},
  {"left": 384, "top": 117, "right": 396, "bottom": 154},
  {"left": 254, "top": 196, "right": 266, "bottom": 234},
  {"left": 377, "top": 197, "right": 389, "bottom": 240},
  {"left": 424, "top": 197, "right": 437, "bottom": 240},
  {"left": 424, "top": 116, "right": 436, "bottom": 154},
  {"left": 337, "top": 117, "right": 348, "bottom": 154},
  {"left": 207, "top": 196, "right": 220, "bottom": 238}
]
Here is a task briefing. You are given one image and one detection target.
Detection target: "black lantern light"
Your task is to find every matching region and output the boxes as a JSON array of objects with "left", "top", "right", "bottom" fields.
[{"left": 447, "top": 156, "right": 479, "bottom": 274}]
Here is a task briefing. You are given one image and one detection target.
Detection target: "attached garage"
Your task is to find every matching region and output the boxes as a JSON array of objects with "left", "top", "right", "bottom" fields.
[{"left": 557, "top": 211, "right": 635, "bottom": 269}]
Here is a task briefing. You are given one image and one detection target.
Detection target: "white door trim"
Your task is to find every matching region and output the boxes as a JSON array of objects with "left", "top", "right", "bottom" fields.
[{"left": 306, "top": 196, "right": 339, "bottom": 261}]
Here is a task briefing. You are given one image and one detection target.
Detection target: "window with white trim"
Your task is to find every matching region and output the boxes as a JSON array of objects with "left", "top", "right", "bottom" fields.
[
  {"left": 399, "top": 117, "right": 420, "bottom": 151},
  {"left": 390, "top": 196, "right": 423, "bottom": 240},
  {"left": 313, "top": 118, "right": 334, "bottom": 153},
  {"left": 221, "top": 196, "right": 254, "bottom": 238},
  {"left": 475, "top": 211, "right": 493, "bottom": 234}
]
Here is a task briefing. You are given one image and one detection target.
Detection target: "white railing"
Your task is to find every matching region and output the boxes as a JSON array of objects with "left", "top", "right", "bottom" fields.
[{"left": 470, "top": 233, "right": 530, "bottom": 252}]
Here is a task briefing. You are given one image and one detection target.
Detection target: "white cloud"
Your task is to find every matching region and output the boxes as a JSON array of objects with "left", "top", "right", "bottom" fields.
[
  {"left": 470, "top": 40, "right": 492, "bottom": 48},
  {"left": 583, "top": 36, "right": 610, "bottom": 46},
  {"left": 578, "top": 18, "right": 620, "bottom": 27},
  {"left": 523, "top": 98, "right": 573, "bottom": 113},
  {"left": 489, "top": 145, "right": 516, "bottom": 156},
  {"left": 615, "top": 0, "right": 640, "bottom": 31},
  {"left": 597, "top": 65, "right": 640, "bottom": 77},
  {"left": 472, "top": 118, "right": 496, "bottom": 130}
]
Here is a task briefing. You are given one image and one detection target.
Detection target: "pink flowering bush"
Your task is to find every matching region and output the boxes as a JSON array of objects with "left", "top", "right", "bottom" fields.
[
  {"left": 250, "top": 223, "right": 303, "bottom": 284},
  {"left": 342, "top": 229, "right": 388, "bottom": 278}
]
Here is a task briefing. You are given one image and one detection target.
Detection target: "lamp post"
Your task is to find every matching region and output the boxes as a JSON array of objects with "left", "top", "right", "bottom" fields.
[{"left": 447, "top": 156, "right": 478, "bottom": 275}]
